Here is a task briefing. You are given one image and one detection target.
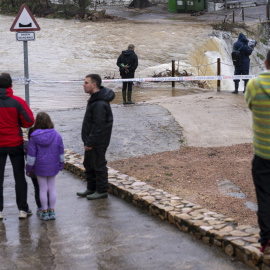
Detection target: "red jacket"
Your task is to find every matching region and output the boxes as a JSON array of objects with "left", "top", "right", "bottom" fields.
[{"left": 0, "top": 87, "right": 34, "bottom": 147}]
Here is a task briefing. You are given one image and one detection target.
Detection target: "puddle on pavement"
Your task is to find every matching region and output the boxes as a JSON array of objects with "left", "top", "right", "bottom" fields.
[{"left": 218, "top": 179, "right": 258, "bottom": 212}]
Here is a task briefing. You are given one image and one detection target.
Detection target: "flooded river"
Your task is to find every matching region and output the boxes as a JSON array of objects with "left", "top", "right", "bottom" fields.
[
  {"left": 1, "top": 10, "right": 264, "bottom": 110},
  {"left": 0, "top": 13, "right": 220, "bottom": 110}
]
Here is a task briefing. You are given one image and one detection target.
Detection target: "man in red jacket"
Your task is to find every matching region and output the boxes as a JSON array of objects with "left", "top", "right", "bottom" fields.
[{"left": 0, "top": 73, "right": 35, "bottom": 219}]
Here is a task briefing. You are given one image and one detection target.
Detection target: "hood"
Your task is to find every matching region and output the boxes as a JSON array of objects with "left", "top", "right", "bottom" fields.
[
  {"left": 237, "top": 32, "right": 248, "bottom": 44},
  {"left": 0, "top": 87, "right": 13, "bottom": 100},
  {"left": 89, "top": 86, "right": 115, "bottom": 103},
  {"left": 122, "top": 49, "right": 135, "bottom": 57},
  {"left": 31, "top": 129, "right": 58, "bottom": 147}
]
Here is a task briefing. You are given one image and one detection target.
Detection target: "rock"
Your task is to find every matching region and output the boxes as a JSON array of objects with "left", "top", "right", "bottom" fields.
[{"left": 225, "top": 244, "right": 234, "bottom": 256}]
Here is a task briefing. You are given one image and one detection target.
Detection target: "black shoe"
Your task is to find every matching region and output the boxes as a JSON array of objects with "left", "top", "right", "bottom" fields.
[
  {"left": 76, "top": 189, "right": 95, "bottom": 197},
  {"left": 232, "top": 91, "right": 238, "bottom": 94},
  {"left": 87, "top": 192, "right": 108, "bottom": 200}
]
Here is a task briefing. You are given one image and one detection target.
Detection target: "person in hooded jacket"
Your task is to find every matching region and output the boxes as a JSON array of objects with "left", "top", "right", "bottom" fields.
[
  {"left": 245, "top": 50, "right": 270, "bottom": 256},
  {"left": 26, "top": 112, "right": 64, "bottom": 221},
  {"left": 77, "top": 74, "right": 115, "bottom": 200},
  {"left": 232, "top": 32, "right": 253, "bottom": 94},
  {"left": 117, "top": 44, "right": 138, "bottom": 104},
  {"left": 0, "top": 72, "right": 34, "bottom": 220}
]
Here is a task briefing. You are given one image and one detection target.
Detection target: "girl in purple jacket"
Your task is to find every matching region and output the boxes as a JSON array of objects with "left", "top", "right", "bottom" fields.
[{"left": 26, "top": 112, "right": 64, "bottom": 221}]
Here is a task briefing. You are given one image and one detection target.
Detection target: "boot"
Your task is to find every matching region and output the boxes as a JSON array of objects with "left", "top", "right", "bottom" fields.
[
  {"left": 243, "top": 80, "right": 248, "bottom": 93},
  {"left": 122, "top": 90, "right": 127, "bottom": 104},
  {"left": 86, "top": 192, "right": 108, "bottom": 200},
  {"left": 232, "top": 81, "right": 239, "bottom": 94},
  {"left": 76, "top": 189, "right": 95, "bottom": 197},
  {"left": 127, "top": 91, "right": 135, "bottom": 104}
]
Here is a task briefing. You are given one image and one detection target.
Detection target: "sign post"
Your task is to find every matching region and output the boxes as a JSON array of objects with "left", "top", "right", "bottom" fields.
[{"left": 10, "top": 3, "right": 41, "bottom": 106}]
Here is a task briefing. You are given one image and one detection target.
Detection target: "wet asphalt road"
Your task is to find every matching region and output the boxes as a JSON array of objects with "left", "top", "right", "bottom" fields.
[
  {"left": 46, "top": 103, "right": 183, "bottom": 162},
  {"left": 0, "top": 160, "right": 252, "bottom": 270}
]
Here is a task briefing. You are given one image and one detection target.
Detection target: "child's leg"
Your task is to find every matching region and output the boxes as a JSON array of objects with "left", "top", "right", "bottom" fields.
[
  {"left": 47, "top": 176, "right": 56, "bottom": 210},
  {"left": 37, "top": 175, "right": 48, "bottom": 211},
  {"left": 31, "top": 177, "right": 41, "bottom": 209}
]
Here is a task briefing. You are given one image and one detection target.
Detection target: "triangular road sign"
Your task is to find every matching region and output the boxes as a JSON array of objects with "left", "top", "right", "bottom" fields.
[{"left": 10, "top": 3, "right": 41, "bottom": 32}]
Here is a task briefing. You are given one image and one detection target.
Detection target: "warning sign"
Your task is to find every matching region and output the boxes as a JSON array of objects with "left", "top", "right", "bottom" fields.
[
  {"left": 16, "top": 32, "right": 35, "bottom": 41},
  {"left": 10, "top": 3, "right": 41, "bottom": 32}
]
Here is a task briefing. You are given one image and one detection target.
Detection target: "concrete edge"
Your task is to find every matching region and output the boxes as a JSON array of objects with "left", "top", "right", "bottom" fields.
[{"left": 64, "top": 149, "right": 270, "bottom": 270}]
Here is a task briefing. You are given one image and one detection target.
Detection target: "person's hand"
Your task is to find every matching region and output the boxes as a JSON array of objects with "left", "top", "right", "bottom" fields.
[{"left": 85, "top": 146, "right": 93, "bottom": 151}]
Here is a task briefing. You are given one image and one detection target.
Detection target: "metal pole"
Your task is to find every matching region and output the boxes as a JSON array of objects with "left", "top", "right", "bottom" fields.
[
  {"left": 233, "top": 10, "right": 235, "bottom": 23},
  {"left": 242, "top": 7, "right": 244, "bottom": 21},
  {"left": 217, "top": 58, "right": 221, "bottom": 92},
  {"left": 23, "top": 40, "right": 30, "bottom": 106},
  {"left": 225, "top": 0, "right": 227, "bottom": 10},
  {"left": 172, "top": 60, "right": 175, "bottom": 88}
]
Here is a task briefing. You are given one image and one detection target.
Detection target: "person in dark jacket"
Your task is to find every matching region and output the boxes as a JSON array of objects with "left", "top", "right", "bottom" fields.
[
  {"left": 232, "top": 32, "right": 253, "bottom": 94},
  {"left": 0, "top": 72, "right": 35, "bottom": 220},
  {"left": 26, "top": 112, "right": 64, "bottom": 221},
  {"left": 117, "top": 44, "right": 138, "bottom": 104},
  {"left": 77, "top": 74, "right": 115, "bottom": 200}
]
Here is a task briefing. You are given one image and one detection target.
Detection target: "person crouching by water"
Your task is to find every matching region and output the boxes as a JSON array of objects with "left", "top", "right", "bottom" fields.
[
  {"left": 77, "top": 74, "right": 115, "bottom": 200},
  {"left": 26, "top": 112, "right": 64, "bottom": 221}
]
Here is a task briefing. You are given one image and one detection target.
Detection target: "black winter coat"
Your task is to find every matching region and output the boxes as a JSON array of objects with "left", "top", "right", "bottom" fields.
[
  {"left": 117, "top": 49, "right": 138, "bottom": 78},
  {"left": 81, "top": 87, "right": 115, "bottom": 149},
  {"left": 233, "top": 32, "right": 253, "bottom": 71}
]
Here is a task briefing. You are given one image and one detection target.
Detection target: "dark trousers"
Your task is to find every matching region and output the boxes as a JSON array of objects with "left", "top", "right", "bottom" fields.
[
  {"left": 252, "top": 155, "right": 270, "bottom": 245},
  {"left": 0, "top": 144, "right": 29, "bottom": 212},
  {"left": 122, "top": 82, "right": 133, "bottom": 92},
  {"left": 233, "top": 67, "right": 249, "bottom": 84},
  {"left": 83, "top": 148, "right": 108, "bottom": 193},
  {"left": 31, "top": 177, "right": 41, "bottom": 208}
]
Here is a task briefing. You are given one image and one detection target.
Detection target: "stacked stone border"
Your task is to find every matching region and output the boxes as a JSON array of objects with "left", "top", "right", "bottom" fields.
[{"left": 64, "top": 149, "right": 270, "bottom": 270}]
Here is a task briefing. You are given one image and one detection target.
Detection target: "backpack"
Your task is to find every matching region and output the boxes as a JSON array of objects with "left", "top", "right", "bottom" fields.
[{"left": 231, "top": 44, "right": 243, "bottom": 67}]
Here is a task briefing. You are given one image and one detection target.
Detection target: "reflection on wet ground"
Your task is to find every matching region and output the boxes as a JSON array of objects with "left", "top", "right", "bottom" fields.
[
  {"left": 13, "top": 81, "right": 211, "bottom": 110},
  {"left": 110, "top": 83, "right": 211, "bottom": 104},
  {"left": 0, "top": 160, "right": 252, "bottom": 270}
]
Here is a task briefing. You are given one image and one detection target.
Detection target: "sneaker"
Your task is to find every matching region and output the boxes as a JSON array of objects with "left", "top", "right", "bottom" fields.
[
  {"left": 0, "top": 212, "right": 3, "bottom": 220},
  {"left": 86, "top": 192, "right": 108, "bottom": 200},
  {"left": 49, "top": 210, "right": 55, "bottom": 220},
  {"left": 19, "top": 209, "right": 33, "bottom": 219},
  {"left": 260, "top": 241, "right": 270, "bottom": 255},
  {"left": 76, "top": 189, "right": 95, "bottom": 197},
  {"left": 40, "top": 211, "right": 50, "bottom": 221},
  {"left": 36, "top": 208, "right": 43, "bottom": 217}
]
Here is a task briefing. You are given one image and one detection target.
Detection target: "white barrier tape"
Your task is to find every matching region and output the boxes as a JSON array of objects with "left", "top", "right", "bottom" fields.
[{"left": 13, "top": 75, "right": 258, "bottom": 84}]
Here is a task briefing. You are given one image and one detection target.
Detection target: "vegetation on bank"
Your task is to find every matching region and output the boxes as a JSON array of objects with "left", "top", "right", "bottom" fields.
[{"left": 0, "top": 0, "right": 120, "bottom": 20}]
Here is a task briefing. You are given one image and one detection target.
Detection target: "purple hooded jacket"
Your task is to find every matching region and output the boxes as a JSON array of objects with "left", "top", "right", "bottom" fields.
[{"left": 26, "top": 129, "right": 64, "bottom": 177}]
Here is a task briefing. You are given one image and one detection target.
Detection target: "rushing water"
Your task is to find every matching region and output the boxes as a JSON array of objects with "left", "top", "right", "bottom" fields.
[
  {"left": 0, "top": 13, "right": 264, "bottom": 110},
  {"left": 0, "top": 14, "right": 216, "bottom": 109}
]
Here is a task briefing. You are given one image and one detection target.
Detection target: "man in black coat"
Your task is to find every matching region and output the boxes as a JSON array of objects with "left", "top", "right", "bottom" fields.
[
  {"left": 117, "top": 44, "right": 138, "bottom": 104},
  {"left": 232, "top": 33, "right": 253, "bottom": 94},
  {"left": 77, "top": 74, "right": 115, "bottom": 200}
]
